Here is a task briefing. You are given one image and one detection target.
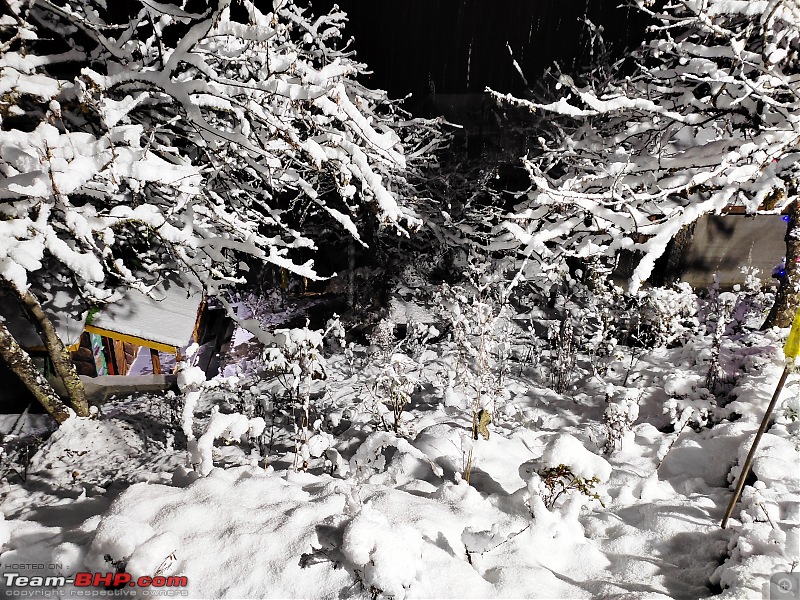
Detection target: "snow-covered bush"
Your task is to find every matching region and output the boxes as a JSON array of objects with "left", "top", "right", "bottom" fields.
[
  {"left": 524, "top": 433, "right": 611, "bottom": 514},
  {"left": 348, "top": 431, "right": 443, "bottom": 483},
  {"left": 711, "top": 482, "right": 797, "bottom": 596},
  {"left": 177, "top": 365, "right": 265, "bottom": 475},
  {"left": 371, "top": 353, "right": 420, "bottom": 435},
  {"left": 369, "top": 318, "right": 398, "bottom": 356},
  {"left": 603, "top": 388, "right": 641, "bottom": 454},
  {"left": 539, "top": 267, "right": 699, "bottom": 394},
  {"left": 631, "top": 284, "right": 699, "bottom": 350},
  {"left": 435, "top": 271, "right": 508, "bottom": 479},
  {"left": 730, "top": 266, "right": 773, "bottom": 332},
  {"left": 548, "top": 318, "right": 577, "bottom": 394},
  {"left": 177, "top": 365, "right": 206, "bottom": 450},
  {"left": 262, "top": 325, "right": 326, "bottom": 471},
  {"left": 783, "top": 396, "right": 800, "bottom": 424},
  {"left": 190, "top": 407, "right": 265, "bottom": 477},
  {"left": 663, "top": 374, "right": 718, "bottom": 431},
  {"left": 704, "top": 285, "right": 735, "bottom": 394},
  {"left": 438, "top": 264, "right": 511, "bottom": 414},
  {"left": 536, "top": 464, "right": 603, "bottom": 511},
  {"left": 400, "top": 320, "right": 441, "bottom": 360}
]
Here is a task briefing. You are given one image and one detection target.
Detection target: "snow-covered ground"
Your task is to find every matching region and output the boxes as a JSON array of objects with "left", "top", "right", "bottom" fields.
[{"left": 1, "top": 306, "right": 798, "bottom": 599}]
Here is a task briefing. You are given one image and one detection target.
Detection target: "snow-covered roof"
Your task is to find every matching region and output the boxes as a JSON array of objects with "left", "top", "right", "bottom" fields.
[
  {"left": 88, "top": 276, "right": 203, "bottom": 350},
  {"left": 0, "top": 282, "right": 87, "bottom": 351}
]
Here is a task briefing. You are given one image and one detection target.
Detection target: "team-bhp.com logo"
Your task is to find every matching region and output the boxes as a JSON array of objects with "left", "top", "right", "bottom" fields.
[{"left": 4, "top": 572, "right": 188, "bottom": 597}]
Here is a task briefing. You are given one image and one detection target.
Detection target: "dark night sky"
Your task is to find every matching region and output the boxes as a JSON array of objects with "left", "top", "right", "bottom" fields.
[{"left": 311, "top": 1, "right": 649, "bottom": 101}]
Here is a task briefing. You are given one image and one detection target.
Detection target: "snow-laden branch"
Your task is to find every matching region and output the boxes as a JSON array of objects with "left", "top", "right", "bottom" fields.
[
  {"left": 493, "top": 0, "right": 800, "bottom": 293},
  {"left": 0, "top": 0, "right": 446, "bottom": 304}
]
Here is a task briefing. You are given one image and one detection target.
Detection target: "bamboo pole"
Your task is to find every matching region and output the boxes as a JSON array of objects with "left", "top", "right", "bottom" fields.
[{"left": 721, "top": 364, "right": 790, "bottom": 528}]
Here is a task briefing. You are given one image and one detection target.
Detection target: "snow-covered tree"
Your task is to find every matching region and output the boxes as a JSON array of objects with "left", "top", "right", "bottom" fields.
[
  {"left": 0, "top": 0, "right": 444, "bottom": 422},
  {"left": 491, "top": 0, "right": 799, "bottom": 324}
]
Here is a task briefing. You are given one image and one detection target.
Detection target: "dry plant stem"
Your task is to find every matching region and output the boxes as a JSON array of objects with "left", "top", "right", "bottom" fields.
[
  {"left": 464, "top": 388, "right": 482, "bottom": 484},
  {"left": 721, "top": 364, "right": 791, "bottom": 528},
  {"left": 655, "top": 419, "right": 690, "bottom": 473}
]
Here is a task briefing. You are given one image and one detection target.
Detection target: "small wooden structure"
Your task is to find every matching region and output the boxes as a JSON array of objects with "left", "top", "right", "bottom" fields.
[
  {"left": 2, "top": 275, "right": 205, "bottom": 379},
  {"left": 83, "top": 277, "right": 204, "bottom": 375}
]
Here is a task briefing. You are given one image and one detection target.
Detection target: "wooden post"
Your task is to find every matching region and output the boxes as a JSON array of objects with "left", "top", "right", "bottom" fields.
[
  {"left": 113, "top": 339, "right": 126, "bottom": 375},
  {"left": 150, "top": 348, "right": 162, "bottom": 375},
  {"left": 721, "top": 365, "right": 790, "bottom": 528}
]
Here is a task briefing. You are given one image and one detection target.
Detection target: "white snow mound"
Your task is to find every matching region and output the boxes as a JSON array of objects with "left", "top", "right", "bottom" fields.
[{"left": 539, "top": 433, "right": 612, "bottom": 482}]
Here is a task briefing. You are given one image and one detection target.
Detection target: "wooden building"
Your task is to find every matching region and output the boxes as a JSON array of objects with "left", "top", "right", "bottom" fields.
[{"left": 2, "top": 275, "right": 207, "bottom": 383}]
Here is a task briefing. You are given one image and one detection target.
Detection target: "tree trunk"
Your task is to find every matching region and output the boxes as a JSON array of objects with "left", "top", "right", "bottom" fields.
[
  {"left": 0, "top": 320, "right": 71, "bottom": 424},
  {"left": 763, "top": 200, "right": 800, "bottom": 329},
  {"left": 17, "top": 289, "right": 89, "bottom": 416},
  {"left": 652, "top": 222, "right": 696, "bottom": 287}
]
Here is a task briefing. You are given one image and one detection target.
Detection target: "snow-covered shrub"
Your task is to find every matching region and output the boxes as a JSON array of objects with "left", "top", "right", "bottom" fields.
[
  {"left": 369, "top": 318, "right": 398, "bottom": 356},
  {"left": 177, "top": 367, "right": 206, "bottom": 438},
  {"left": 85, "top": 515, "right": 157, "bottom": 575},
  {"left": 548, "top": 318, "right": 576, "bottom": 394},
  {"left": 190, "top": 407, "right": 265, "bottom": 476},
  {"left": 536, "top": 465, "right": 603, "bottom": 510},
  {"left": 348, "top": 431, "right": 443, "bottom": 483},
  {"left": 722, "top": 266, "right": 774, "bottom": 334},
  {"left": 435, "top": 268, "right": 509, "bottom": 480},
  {"left": 783, "top": 396, "right": 799, "bottom": 424},
  {"left": 663, "top": 375, "right": 717, "bottom": 431},
  {"left": 428, "top": 257, "right": 537, "bottom": 481},
  {"left": 0, "top": 430, "right": 47, "bottom": 484},
  {"left": 517, "top": 316, "right": 547, "bottom": 377},
  {"left": 630, "top": 284, "right": 699, "bottom": 350},
  {"left": 553, "top": 260, "right": 626, "bottom": 376},
  {"left": 699, "top": 278, "right": 737, "bottom": 394},
  {"left": 438, "top": 265, "right": 510, "bottom": 413},
  {"left": 324, "top": 315, "right": 347, "bottom": 354},
  {"left": 371, "top": 353, "right": 421, "bottom": 435},
  {"left": 400, "top": 319, "right": 441, "bottom": 360},
  {"left": 711, "top": 482, "right": 795, "bottom": 596},
  {"left": 262, "top": 325, "right": 327, "bottom": 471},
  {"left": 525, "top": 434, "right": 611, "bottom": 513},
  {"left": 603, "top": 388, "right": 641, "bottom": 454}
]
